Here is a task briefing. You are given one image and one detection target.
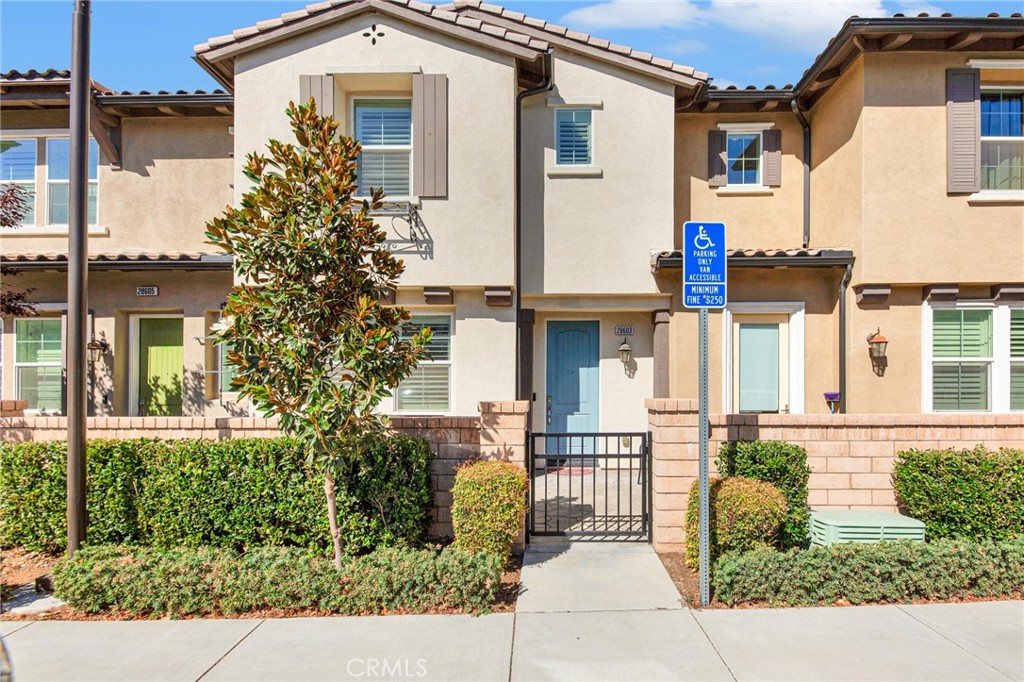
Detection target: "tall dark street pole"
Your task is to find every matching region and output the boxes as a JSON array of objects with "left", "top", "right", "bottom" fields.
[{"left": 67, "top": 0, "right": 91, "bottom": 556}]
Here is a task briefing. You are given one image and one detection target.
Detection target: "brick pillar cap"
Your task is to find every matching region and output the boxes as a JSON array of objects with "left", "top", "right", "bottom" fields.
[
  {"left": 645, "top": 398, "right": 699, "bottom": 413},
  {"left": 478, "top": 400, "right": 530, "bottom": 414}
]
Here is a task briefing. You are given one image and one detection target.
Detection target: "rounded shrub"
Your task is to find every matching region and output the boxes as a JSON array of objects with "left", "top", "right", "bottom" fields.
[
  {"left": 893, "top": 446, "right": 1024, "bottom": 541},
  {"left": 685, "top": 476, "right": 788, "bottom": 571},
  {"left": 451, "top": 460, "right": 528, "bottom": 563},
  {"left": 717, "top": 440, "right": 811, "bottom": 549}
]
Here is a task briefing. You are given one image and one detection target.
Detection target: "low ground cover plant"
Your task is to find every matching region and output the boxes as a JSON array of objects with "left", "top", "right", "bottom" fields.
[
  {"left": 685, "top": 476, "right": 788, "bottom": 570},
  {"left": 717, "top": 440, "right": 811, "bottom": 549},
  {"left": 53, "top": 544, "right": 502, "bottom": 617},
  {"left": 712, "top": 538, "right": 1024, "bottom": 606},
  {"left": 0, "top": 436, "right": 432, "bottom": 555},
  {"left": 451, "top": 460, "right": 528, "bottom": 563},
  {"left": 893, "top": 447, "right": 1024, "bottom": 541}
]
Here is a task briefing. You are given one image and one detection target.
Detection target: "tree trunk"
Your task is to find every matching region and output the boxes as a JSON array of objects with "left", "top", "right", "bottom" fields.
[{"left": 324, "top": 471, "right": 344, "bottom": 570}]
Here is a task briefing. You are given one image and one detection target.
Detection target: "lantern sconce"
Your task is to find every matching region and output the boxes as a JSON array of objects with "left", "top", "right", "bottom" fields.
[
  {"left": 866, "top": 327, "right": 888, "bottom": 376},
  {"left": 618, "top": 338, "right": 632, "bottom": 364},
  {"left": 87, "top": 336, "right": 110, "bottom": 365}
]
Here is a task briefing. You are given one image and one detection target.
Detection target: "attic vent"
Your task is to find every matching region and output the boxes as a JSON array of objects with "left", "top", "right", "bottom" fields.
[{"left": 809, "top": 510, "right": 925, "bottom": 546}]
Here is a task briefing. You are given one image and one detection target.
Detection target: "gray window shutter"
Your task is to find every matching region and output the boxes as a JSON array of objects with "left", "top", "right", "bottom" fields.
[
  {"left": 762, "top": 129, "right": 782, "bottom": 187},
  {"left": 299, "top": 75, "right": 335, "bottom": 119},
  {"left": 708, "top": 130, "right": 727, "bottom": 187},
  {"left": 413, "top": 74, "right": 448, "bottom": 198},
  {"left": 946, "top": 68, "right": 980, "bottom": 194}
]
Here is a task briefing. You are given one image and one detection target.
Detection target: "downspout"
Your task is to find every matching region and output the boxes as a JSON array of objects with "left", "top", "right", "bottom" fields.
[
  {"left": 790, "top": 99, "right": 811, "bottom": 249},
  {"left": 515, "top": 49, "right": 554, "bottom": 401},
  {"left": 838, "top": 263, "right": 852, "bottom": 414}
]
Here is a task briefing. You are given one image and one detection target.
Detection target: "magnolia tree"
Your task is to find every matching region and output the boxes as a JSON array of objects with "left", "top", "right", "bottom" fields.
[
  {"left": 206, "top": 101, "right": 429, "bottom": 569},
  {"left": 1, "top": 183, "right": 35, "bottom": 316}
]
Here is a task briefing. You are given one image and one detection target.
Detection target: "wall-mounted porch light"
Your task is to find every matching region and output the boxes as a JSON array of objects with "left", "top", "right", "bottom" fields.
[
  {"left": 867, "top": 328, "right": 888, "bottom": 376},
  {"left": 87, "top": 336, "right": 110, "bottom": 364},
  {"left": 618, "top": 338, "right": 633, "bottom": 364}
]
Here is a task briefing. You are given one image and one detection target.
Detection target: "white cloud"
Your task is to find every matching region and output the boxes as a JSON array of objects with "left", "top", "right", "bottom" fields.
[
  {"left": 665, "top": 37, "right": 710, "bottom": 55},
  {"left": 892, "top": 0, "right": 945, "bottom": 16},
  {"left": 706, "top": 1, "right": 887, "bottom": 53},
  {"left": 561, "top": 0, "right": 701, "bottom": 30}
]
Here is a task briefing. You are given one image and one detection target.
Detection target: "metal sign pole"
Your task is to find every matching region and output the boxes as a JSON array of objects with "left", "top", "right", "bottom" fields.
[
  {"left": 67, "top": 0, "right": 91, "bottom": 556},
  {"left": 681, "top": 220, "right": 726, "bottom": 609},
  {"left": 698, "top": 307, "right": 710, "bottom": 607}
]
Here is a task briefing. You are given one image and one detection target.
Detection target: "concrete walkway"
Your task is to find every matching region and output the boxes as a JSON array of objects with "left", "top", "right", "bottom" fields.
[{"left": 2, "top": 542, "right": 1022, "bottom": 681}]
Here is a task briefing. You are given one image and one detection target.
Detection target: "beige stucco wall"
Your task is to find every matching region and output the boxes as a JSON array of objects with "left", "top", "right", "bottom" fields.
[
  {"left": 520, "top": 52, "right": 676, "bottom": 295},
  {"left": 232, "top": 15, "right": 518, "bottom": 288},
  {"left": 857, "top": 51, "right": 1024, "bottom": 285},
  {"left": 1, "top": 116, "right": 233, "bottom": 255},
  {"left": 377, "top": 287, "right": 516, "bottom": 416},
  {"left": 1, "top": 269, "right": 237, "bottom": 417},
  {"left": 530, "top": 308, "right": 654, "bottom": 433},
  {"left": 663, "top": 268, "right": 841, "bottom": 414},
  {"left": 674, "top": 112, "right": 806, "bottom": 250}
]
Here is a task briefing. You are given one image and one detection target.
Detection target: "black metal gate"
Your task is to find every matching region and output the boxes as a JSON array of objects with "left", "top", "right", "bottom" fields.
[{"left": 528, "top": 432, "right": 651, "bottom": 541}]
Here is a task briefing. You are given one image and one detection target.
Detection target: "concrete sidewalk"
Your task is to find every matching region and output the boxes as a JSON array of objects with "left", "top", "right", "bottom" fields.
[{"left": 2, "top": 542, "right": 1022, "bottom": 681}]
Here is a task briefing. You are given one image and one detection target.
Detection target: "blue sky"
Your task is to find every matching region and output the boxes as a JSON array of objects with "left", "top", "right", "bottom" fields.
[{"left": 1, "top": 0, "right": 1019, "bottom": 91}]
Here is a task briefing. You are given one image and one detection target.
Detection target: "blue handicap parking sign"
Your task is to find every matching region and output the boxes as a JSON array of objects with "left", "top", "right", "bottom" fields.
[{"left": 682, "top": 222, "right": 727, "bottom": 310}]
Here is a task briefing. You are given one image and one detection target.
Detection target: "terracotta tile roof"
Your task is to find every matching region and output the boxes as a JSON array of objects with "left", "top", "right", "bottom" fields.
[
  {"left": 194, "top": 0, "right": 706, "bottom": 87},
  {"left": 651, "top": 248, "right": 855, "bottom": 271},
  {"left": 107, "top": 89, "right": 227, "bottom": 96},
  {"left": 1, "top": 252, "right": 232, "bottom": 269},
  {"left": 1, "top": 68, "right": 113, "bottom": 94}
]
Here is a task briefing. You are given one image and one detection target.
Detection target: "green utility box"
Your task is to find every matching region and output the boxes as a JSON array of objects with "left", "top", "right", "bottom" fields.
[{"left": 809, "top": 509, "right": 925, "bottom": 546}]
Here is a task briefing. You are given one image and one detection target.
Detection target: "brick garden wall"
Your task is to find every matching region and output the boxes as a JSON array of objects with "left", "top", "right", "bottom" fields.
[
  {"left": 648, "top": 399, "right": 1024, "bottom": 551},
  {"left": 0, "top": 400, "right": 530, "bottom": 547}
]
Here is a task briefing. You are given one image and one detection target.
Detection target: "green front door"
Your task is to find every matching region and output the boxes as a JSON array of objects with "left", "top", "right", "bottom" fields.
[{"left": 137, "top": 318, "right": 183, "bottom": 416}]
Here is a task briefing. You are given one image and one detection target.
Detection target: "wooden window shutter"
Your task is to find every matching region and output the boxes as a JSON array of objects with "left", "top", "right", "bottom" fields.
[
  {"left": 299, "top": 75, "right": 335, "bottom": 119},
  {"left": 708, "top": 130, "right": 727, "bottom": 187},
  {"left": 762, "top": 129, "right": 782, "bottom": 187},
  {"left": 946, "top": 68, "right": 980, "bottom": 194},
  {"left": 413, "top": 74, "right": 448, "bottom": 198}
]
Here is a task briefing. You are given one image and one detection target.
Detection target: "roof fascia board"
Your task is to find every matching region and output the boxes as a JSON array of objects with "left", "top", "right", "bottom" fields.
[
  {"left": 1, "top": 260, "right": 233, "bottom": 272},
  {"left": 457, "top": 9, "right": 705, "bottom": 88},
  {"left": 197, "top": 0, "right": 541, "bottom": 67},
  {"left": 96, "top": 93, "right": 234, "bottom": 107}
]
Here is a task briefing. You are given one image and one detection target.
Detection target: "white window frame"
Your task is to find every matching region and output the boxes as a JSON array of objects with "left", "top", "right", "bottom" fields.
[
  {"left": 349, "top": 95, "right": 413, "bottom": 201},
  {"left": 392, "top": 312, "right": 454, "bottom": 415},
  {"left": 13, "top": 314, "right": 66, "bottom": 415},
  {"left": 716, "top": 122, "right": 775, "bottom": 195},
  {"left": 0, "top": 136, "right": 38, "bottom": 226},
  {"left": 721, "top": 302, "right": 805, "bottom": 414},
  {"left": 547, "top": 99, "right": 602, "bottom": 177},
  {"left": 968, "top": 59, "right": 1024, "bottom": 202},
  {"left": 128, "top": 313, "right": 185, "bottom": 417},
  {"left": 0, "top": 129, "right": 106, "bottom": 236},
  {"left": 921, "top": 300, "right": 1022, "bottom": 413},
  {"left": 44, "top": 136, "right": 100, "bottom": 228}
]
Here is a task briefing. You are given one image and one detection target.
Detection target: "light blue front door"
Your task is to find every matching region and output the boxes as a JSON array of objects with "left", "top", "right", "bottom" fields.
[{"left": 546, "top": 321, "right": 599, "bottom": 454}]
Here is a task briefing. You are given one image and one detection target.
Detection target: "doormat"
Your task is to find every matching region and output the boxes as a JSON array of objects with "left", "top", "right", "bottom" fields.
[{"left": 547, "top": 466, "right": 594, "bottom": 475}]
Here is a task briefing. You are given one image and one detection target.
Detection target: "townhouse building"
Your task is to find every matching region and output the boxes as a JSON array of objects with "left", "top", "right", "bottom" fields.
[{"left": 1, "top": 2, "right": 1022, "bottom": 436}]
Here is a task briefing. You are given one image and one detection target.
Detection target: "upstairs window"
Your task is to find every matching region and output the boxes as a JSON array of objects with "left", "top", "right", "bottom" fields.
[
  {"left": 555, "top": 109, "right": 593, "bottom": 165},
  {"left": 0, "top": 139, "right": 36, "bottom": 225},
  {"left": 46, "top": 138, "right": 99, "bottom": 225},
  {"left": 726, "top": 132, "right": 761, "bottom": 186},
  {"left": 980, "top": 89, "right": 1024, "bottom": 191},
  {"left": 354, "top": 99, "right": 412, "bottom": 198},
  {"left": 395, "top": 314, "right": 451, "bottom": 412}
]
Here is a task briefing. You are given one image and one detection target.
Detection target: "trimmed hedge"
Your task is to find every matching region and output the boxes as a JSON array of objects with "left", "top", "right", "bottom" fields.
[
  {"left": 0, "top": 437, "right": 432, "bottom": 554},
  {"left": 717, "top": 440, "right": 811, "bottom": 549},
  {"left": 451, "top": 460, "right": 527, "bottom": 563},
  {"left": 53, "top": 544, "right": 502, "bottom": 617},
  {"left": 712, "top": 538, "right": 1024, "bottom": 606},
  {"left": 685, "top": 476, "right": 788, "bottom": 570},
  {"left": 893, "top": 447, "right": 1024, "bottom": 542}
]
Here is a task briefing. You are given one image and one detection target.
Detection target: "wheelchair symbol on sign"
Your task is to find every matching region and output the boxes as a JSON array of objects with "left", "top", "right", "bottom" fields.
[{"left": 693, "top": 226, "right": 715, "bottom": 250}]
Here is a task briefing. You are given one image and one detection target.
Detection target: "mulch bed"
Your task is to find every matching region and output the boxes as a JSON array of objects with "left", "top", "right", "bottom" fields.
[
  {"left": 0, "top": 552, "right": 522, "bottom": 621},
  {"left": 656, "top": 550, "right": 1022, "bottom": 609},
  {"left": 1, "top": 548, "right": 59, "bottom": 601}
]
